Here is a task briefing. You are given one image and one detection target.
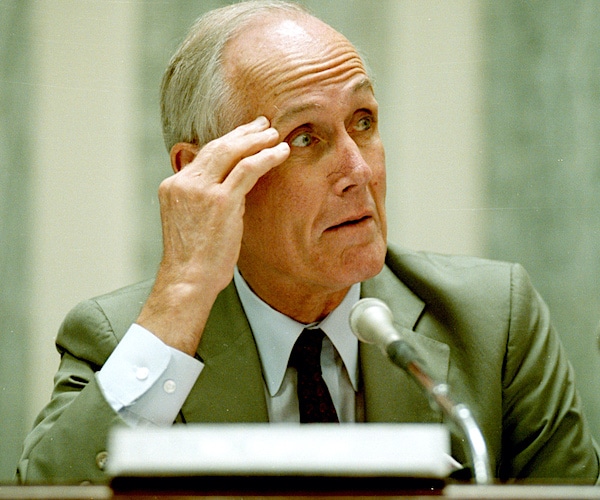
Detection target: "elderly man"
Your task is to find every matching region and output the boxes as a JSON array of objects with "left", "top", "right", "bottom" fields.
[{"left": 18, "top": 0, "right": 599, "bottom": 485}]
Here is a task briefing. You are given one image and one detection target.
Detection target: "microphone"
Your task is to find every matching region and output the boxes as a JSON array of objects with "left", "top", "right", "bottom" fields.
[
  {"left": 349, "top": 298, "right": 492, "bottom": 485},
  {"left": 349, "top": 298, "right": 421, "bottom": 370}
]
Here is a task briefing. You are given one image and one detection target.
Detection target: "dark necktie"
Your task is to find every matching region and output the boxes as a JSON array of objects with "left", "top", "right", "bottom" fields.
[{"left": 289, "top": 328, "right": 339, "bottom": 423}]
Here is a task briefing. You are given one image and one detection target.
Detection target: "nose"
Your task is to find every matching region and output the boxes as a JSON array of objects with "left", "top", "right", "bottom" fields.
[{"left": 330, "top": 134, "right": 373, "bottom": 195}]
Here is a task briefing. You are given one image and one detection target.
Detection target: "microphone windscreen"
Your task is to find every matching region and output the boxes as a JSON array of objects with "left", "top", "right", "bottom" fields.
[{"left": 349, "top": 297, "right": 397, "bottom": 345}]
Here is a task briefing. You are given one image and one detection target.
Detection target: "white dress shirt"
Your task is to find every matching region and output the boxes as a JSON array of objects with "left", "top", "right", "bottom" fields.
[
  {"left": 233, "top": 268, "right": 360, "bottom": 423},
  {"left": 97, "top": 270, "right": 361, "bottom": 425}
]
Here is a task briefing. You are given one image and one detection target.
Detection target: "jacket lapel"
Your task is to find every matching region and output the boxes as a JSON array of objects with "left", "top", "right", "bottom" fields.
[
  {"left": 180, "top": 282, "right": 269, "bottom": 423},
  {"left": 360, "top": 265, "right": 450, "bottom": 423}
]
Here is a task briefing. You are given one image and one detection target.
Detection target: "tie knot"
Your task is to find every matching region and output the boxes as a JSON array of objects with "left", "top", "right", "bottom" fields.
[{"left": 289, "top": 328, "right": 325, "bottom": 370}]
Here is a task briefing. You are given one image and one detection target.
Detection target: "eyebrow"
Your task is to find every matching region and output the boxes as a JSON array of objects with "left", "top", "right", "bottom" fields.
[{"left": 272, "top": 77, "right": 375, "bottom": 129}]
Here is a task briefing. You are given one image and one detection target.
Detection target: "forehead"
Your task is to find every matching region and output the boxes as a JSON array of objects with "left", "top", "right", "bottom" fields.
[{"left": 224, "top": 13, "right": 371, "bottom": 122}]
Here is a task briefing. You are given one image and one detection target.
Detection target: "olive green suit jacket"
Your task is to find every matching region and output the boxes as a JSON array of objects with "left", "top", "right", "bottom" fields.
[{"left": 17, "top": 246, "right": 599, "bottom": 484}]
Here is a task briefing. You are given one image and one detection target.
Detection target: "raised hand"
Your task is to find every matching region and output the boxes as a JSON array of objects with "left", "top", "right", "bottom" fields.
[{"left": 137, "top": 116, "right": 290, "bottom": 355}]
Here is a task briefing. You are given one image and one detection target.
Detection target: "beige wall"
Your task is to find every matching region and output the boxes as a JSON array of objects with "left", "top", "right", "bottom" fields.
[
  {"left": 380, "top": 1, "right": 485, "bottom": 255},
  {"left": 27, "top": 2, "right": 143, "bottom": 421}
]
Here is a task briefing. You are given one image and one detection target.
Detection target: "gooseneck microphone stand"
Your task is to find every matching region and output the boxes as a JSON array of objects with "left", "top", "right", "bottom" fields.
[
  {"left": 386, "top": 339, "right": 492, "bottom": 485},
  {"left": 351, "top": 298, "right": 493, "bottom": 485}
]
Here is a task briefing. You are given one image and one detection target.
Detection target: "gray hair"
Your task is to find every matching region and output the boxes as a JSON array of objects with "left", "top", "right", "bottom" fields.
[{"left": 160, "top": 0, "right": 308, "bottom": 152}]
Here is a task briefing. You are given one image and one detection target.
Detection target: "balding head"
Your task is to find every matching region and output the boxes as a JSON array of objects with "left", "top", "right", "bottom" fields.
[
  {"left": 222, "top": 10, "right": 368, "bottom": 126},
  {"left": 160, "top": 1, "right": 313, "bottom": 152}
]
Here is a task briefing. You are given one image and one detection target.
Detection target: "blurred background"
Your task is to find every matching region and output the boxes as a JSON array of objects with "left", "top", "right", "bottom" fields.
[{"left": 2, "top": 0, "right": 600, "bottom": 482}]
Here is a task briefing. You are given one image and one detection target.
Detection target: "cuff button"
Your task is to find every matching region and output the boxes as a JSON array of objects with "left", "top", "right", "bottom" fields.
[
  {"left": 135, "top": 366, "right": 150, "bottom": 380},
  {"left": 95, "top": 451, "right": 109, "bottom": 471}
]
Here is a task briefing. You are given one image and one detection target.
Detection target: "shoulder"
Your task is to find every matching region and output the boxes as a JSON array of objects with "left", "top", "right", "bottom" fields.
[
  {"left": 384, "top": 243, "right": 517, "bottom": 294},
  {"left": 380, "top": 244, "right": 538, "bottom": 324},
  {"left": 56, "top": 279, "right": 154, "bottom": 367},
  {"left": 385, "top": 243, "right": 513, "bottom": 278}
]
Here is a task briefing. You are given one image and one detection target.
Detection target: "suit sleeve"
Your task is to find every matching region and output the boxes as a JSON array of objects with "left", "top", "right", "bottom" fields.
[
  {"left": 17, "top": 299, "right": 127, "bottom": 485},
  {"left": 499, "top": 263, "right": 600, "bottom": 482}
]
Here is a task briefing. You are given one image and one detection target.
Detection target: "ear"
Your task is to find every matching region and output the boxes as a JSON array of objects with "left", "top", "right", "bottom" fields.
[{"left": 170, "top": 142, "right": 199, "bottom": 173}]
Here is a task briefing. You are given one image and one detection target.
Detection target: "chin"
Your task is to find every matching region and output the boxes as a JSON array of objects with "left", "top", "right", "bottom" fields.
[{"left": 340, "top": 240, "right": 387, "bottom": 284}]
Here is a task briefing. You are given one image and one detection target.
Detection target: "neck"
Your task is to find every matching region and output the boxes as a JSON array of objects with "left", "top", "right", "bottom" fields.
[{"left": 237, "top": 268, "right": 351, "bottom": 324}]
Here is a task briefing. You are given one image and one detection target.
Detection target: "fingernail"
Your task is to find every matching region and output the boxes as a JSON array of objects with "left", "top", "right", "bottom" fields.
[{"left": 255, "top": 116, "right": 269, "bottom": 126}]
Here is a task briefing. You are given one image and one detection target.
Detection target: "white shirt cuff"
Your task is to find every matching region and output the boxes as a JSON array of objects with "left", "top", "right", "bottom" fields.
[{"left": 96, "top": 323, "right": 202, "bottom": 426}]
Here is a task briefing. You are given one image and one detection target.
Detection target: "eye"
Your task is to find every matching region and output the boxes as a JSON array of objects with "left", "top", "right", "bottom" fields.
[
  {"left": 289, "top": 131, "right": 318, "bottom": 148},
  {"left": 355, "top": 115, "right": 373, "bottom": 132}
]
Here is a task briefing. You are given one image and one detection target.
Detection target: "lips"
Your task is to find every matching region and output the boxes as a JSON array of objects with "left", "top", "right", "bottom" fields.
[{"left": 325, "top": 213, "right": 373, "bottom": 232}]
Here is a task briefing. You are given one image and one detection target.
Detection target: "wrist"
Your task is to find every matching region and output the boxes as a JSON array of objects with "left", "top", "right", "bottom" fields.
[{"left": 137, "top": 279, "right": 219, "bottom": 356}]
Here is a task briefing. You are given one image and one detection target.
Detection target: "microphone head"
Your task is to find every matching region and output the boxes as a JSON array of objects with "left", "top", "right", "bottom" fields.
[{"left": 349, "top": 297, "right": 399, "bottom": 346}]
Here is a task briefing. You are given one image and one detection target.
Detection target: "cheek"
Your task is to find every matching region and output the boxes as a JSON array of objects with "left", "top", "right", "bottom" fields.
[
  {"left": 376, "top": 170, "right": 387, "bottom": 203},
  {"left": 244, "top": 170, "right": 304, "bottom": 235},
  {"left": 375, "top": 147, "right": 387, "bottom": 188},
  {"left": 250, "top": 162, "right": 323, "bottom": 210},
  {"left": 367, "top": 152, "right": 387, "bottom": 200}
]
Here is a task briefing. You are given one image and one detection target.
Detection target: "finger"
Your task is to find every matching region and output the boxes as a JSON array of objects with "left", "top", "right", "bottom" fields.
[
  {"left": 184, "top": 117, "right": 280, "bottom": 181},
  {"left": 225, "top": 141, "right": 290, "bottom": 194}
]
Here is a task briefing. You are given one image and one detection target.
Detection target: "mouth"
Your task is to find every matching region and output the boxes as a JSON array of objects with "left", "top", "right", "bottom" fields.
[{"left": 325, "top": 214, "right": 373, "bottom": 232}]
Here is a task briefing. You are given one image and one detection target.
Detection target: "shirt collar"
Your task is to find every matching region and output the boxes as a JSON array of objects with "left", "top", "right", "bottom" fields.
[{"left": 233, "top": 267, "right": 360, "bottom": 397}]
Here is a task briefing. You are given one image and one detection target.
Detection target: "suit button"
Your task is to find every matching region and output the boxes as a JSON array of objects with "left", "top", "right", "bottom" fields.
[{"left": 96, "top": 451, "right": 109, "bottom": 471}]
